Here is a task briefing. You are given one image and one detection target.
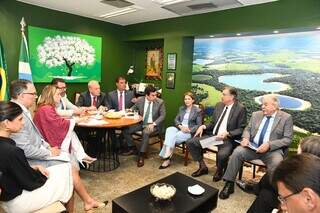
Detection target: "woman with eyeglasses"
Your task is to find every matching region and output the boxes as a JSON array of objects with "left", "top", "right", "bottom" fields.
[
  {"left": 0, "top": 101, "right": 73, "bottom": 213},
  {"left": 158, "top": 92, "right": 202, "bottom": 169}
]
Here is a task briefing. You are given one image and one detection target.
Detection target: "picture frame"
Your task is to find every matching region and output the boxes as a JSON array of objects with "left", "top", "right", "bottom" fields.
[
  {"left": 167, "top": 53, "right": 177, "bottom": 70},
  {"left": 145, "top": 48, "right": 163, "bottom": 80},
  {"left": 166, "top": 72, "right": 175, "bottom": 89}
]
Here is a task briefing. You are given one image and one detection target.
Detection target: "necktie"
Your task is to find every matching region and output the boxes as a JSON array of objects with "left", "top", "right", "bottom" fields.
[
  {"left": 60, "top": 100, "right": 64, "bottom": 110},
  {"left": 213, "top": 106, "right": 228, "bottom": 135},
  {"left": 118, "top": 92, "right": 123, "bottom": 111},
  {"left": 143, "top": 101, "right": 151, "bottom": 127},
  {"left": 92, "top": 96, "right": 97, "bottom": 107},
  {"left": 258, "top": 116, "right": 272, "bottom": 146}
]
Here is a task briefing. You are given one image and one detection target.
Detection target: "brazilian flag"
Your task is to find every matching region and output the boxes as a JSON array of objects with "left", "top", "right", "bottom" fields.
[{"left": 0, "top": 38, "right": 9, "bottom": 101}]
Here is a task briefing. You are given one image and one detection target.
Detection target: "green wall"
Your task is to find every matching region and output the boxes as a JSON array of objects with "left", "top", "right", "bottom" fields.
[{"left": 0, "top": 0, "right": 130, "bottom": 97}]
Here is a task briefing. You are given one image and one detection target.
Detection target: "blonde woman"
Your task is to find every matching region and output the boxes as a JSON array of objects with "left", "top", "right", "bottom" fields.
[
  {"left": 159, "top": 92, "right": 202, "bottom": 169},
  {"left": 33, "top": 85, "right": 107, "bottom": 212}
]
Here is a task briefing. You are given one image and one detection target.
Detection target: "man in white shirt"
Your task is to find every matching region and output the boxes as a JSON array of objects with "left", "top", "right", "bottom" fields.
[
  {"left": 123, "top": 85, "right": 165, "bottom": 167},
  {"left": 51, "top": 78, "right": 83, "bottom": 117},
  {"left": 186, "top": 87, "right": 247, "bottom": 181}
]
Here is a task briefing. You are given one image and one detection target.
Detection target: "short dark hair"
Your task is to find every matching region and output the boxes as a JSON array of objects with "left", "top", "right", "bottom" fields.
[
  {"left": 223, "top": 86, "right": 238, "bottom": 99},
  {"left": 0, "top": 101, "right": 23, "bottom": 122},
  {"left": 51, "top": 78, "right": 65, "bottom": 85},
  {"left": 10, "top": 79, "right": 32, "bottom": 99},
  {"left": 144, "top": 85, "right": 156, "bottom": 96},
  {"left": 300, "top": 136, "right": 320, "bottom": 158},
  {"left": 115, "top": 76, "right": 126, "bottom": 83},
  {"left": 272, "top": 154, "right": 320, "bottom": 196}
]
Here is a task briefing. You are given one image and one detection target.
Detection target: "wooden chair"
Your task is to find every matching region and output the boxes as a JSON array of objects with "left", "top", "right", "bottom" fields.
[
  {"left": 238, "top": 159, "right": 266, "bottom": 180},
  {"left": 132, "top": 130, "right": 164, "bottom": 156}
]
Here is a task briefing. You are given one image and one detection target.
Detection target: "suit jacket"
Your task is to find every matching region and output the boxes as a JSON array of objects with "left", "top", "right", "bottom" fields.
[
  {"left": 75, "top": 91, "right": 106, "bottom": 108},
  {"left": 206, "top": 101, "right": 247, "bottom": 140},
  {"left": 10, "top": 109, "right": 52, "bottom": 164},
  {"left": 242, "top": 110, "right": 293, "bottom": 152},
  {"left": 106, "top": 90, "right": 135, "bottom": 111},
  {"left": 174, "top": 105, "right": 202, "bottom": 135},
  {"left": 132, "top": 96, "right": 166, "bottom": 128}
]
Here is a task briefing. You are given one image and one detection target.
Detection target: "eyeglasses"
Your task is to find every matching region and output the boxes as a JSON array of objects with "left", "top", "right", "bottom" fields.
[
  {"left": 22, "top": 92, "right": 38, "bottom": 97},
  {"left": 56, "top": 86, "right": 66, "bottom": 90},
  {"left": 278, "top": 191, "right": 300, "bottom": 204}
]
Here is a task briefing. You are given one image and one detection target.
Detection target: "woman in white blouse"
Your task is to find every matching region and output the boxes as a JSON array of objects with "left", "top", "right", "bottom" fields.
[{"left": 159, "top": 92, "right": 202, "bottom": 169}]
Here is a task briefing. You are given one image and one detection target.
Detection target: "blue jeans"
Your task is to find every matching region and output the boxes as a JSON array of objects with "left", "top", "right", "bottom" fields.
[{"left": 159, "top": 126, "right": 191, "bottom": 158}]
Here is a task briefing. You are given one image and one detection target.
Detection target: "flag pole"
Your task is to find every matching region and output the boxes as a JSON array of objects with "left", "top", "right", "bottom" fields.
[{"left": 20, "top": 17, "right": 26, "bottom": 33}]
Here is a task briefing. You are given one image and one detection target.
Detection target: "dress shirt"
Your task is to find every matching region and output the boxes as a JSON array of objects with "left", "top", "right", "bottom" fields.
[
  {"left": 143, "top": 100, "right": 154, "bottom": 124},
  {"left": 253, "top": 112, "right": 277, "bottom": 146},
  {"left": 0, "top": 136, "right": 47, "bottom": 201},
  {"left": 117, "top": 90, "right": 125, "bottom": 111},
  {"left": 212, "top": 103, "right": 234, "bottom": 135}
]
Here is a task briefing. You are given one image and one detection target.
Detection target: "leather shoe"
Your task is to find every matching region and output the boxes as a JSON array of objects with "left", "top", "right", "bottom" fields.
[
  {"left": 137, "top": 156, "right": 144, "bottom": 167},
  {"left": 122, "top": 148, "right": 137, "bottom": 156},
  {"left": 219, "top": 181, "right": 234, "bottom": 199},
  {"left": 236, "top": 180, "right": 258, "bottom": 195},
  {"left": 191, "top": 167, "right": 208, "bottom": 177},
  {"left": 212, "top": 169, "right": 223, "bottom": 182}
]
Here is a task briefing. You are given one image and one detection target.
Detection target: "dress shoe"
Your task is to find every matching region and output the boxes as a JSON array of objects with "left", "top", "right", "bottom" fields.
[
  {"left": 137, "top": 156, "right": 144, "bottom": 167},
  {"left": 219, "top": 181, "right": 235, "bottom": 199},
  {"left": 212, "top": 169, "right": 223, "bottom": 182},
  {"left": 122, "top": 148, "right": 138, "bottom": 156},
  {"left": 236, "top": 180, "right": 258, "bottom": 195},
  {"left": 191, "top": 167, "right": 208, "bottom": 177}
]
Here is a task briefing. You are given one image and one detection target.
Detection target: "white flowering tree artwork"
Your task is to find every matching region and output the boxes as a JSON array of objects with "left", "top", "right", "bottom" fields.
[{"left": 37, "top": 35, "right": 95, "bottom": 76}]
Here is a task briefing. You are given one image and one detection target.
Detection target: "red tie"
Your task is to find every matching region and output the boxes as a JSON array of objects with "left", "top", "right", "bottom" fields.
[
  {"left": 93, "top": 96, "right": 97, "bottom": 107},
  {"left": 118, "top": 92, "right": 123, "bottom": 111}
]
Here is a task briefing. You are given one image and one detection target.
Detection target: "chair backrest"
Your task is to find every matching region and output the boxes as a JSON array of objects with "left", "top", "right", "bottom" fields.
[{"left": 74, "top": 92, "right": 81, "bottom": 104}]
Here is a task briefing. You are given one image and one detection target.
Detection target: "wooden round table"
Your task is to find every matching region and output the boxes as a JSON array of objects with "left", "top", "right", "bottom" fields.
[{"left": 77, "top": 115, "right": 142, "bottom": 172}]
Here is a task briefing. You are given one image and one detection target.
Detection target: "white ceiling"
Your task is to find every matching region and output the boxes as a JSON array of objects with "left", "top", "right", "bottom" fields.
[{"left": 17, "top": 0, "right": 278, "bottom": 26}]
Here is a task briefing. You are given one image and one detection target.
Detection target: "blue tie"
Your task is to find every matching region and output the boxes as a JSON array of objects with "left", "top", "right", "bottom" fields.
[{"left": 258, "top": 116, "right": 272, "bottom": 146}]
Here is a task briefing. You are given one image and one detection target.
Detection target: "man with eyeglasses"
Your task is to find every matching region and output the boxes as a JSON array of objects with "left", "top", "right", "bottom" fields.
[
  {"left": 51, "top": 78, "right": 84, "bottom": 117},
  {"left": 10, "top": 79, "right": 61, "bottom": 167},
  {"left": 186, "top": 86, "right": 247, "bottom": 181},
  {"left": 273, "top": 154, "right": 320, "bottom": 213}
]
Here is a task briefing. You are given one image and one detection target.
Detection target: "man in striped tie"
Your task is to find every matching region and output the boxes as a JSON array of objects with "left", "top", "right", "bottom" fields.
[{"left": 219, "top": 94, "right": 293, "bottom": 200}]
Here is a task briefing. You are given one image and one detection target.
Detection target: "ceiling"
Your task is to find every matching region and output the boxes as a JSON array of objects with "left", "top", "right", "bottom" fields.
[{"left": 17, "top": 0, "right": 278, "bottom": 26}]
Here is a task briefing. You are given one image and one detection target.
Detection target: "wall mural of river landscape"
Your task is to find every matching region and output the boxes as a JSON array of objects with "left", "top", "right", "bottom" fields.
[{"left": 192, "top": 30, "right": 320, "bottom": 134}]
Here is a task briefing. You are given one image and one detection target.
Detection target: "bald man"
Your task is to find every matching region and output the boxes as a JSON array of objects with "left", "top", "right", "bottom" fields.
[
  {"left": 219, "top": 94, "right": 293, "bottom": 200},
  {"left": 76, "top": 80, "right": 107, "bottom": 110}
]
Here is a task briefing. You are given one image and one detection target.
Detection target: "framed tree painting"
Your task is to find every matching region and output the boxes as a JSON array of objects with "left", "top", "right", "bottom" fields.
[
  {"left": 145, "top": 48, "right": 163, "bottom": 80},
  {"left": 28, "top": 26, "right": 102, "bottom": 83}
]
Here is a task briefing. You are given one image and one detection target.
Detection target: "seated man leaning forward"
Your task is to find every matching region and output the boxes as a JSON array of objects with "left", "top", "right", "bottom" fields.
[
  {"left": 219, "top": 94, "right": 293, "bottom": 200},
  {"left": 273, "top": 154, "right": 320, "bottom": 213},
  {"left": 51, "top": 77, "right": 84, "bottom": 117},
  {"left": 186, "top": 86, "right": 247, "bottom": 181},
  {"left": 123, "top": 85, "right": 166, "bottom": 167}
]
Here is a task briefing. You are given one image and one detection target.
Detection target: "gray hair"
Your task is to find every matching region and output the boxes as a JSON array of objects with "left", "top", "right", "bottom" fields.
[
  {"left": 262, "top": 94, "right": 280, "bottom": 109},
  {"left": 10, "top": 79, "right": 32, "bottom": 99},
  {"left": 88, "top": 80, "right": 99, "bottom": 88}
]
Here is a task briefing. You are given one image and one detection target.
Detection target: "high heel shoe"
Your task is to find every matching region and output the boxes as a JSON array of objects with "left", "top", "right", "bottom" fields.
[
  {"left": 158, "top": 159, "right": 171, "bottom": 169},
  {"left": 82, "top": 157, "right": 97, "bottom": 169},
  {"left": 85, "top": 200, "right": 108, "bottom": 212}
]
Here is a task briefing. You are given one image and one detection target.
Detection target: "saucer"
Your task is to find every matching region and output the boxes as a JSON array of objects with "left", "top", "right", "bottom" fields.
[{"left": 188, "top": 184, "right": 205, "bottom": 195}]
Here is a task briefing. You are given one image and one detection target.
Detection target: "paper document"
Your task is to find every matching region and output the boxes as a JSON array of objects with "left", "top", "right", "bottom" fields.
[
  {"left": 47, "top": 151, "right": 70, "bottom": 162},
  {"left": 234, "top": 140, "right": 258, "bottom": 151},
  {"left": 199, "top": 136, "right": 223, "bottom": 148}
]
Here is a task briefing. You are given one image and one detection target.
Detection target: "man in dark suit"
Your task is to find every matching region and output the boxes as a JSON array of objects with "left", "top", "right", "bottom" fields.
[
  {"left": 219, "top": 94, "right": 293, "bottom": 200},
  {"left": 186, "top": 86, "right": 247, "bottom": 181},
  {"left": 123, "top": 85, "right": 166, "bottom": 167},
  {"left": 76, "top": 80, "right": 107, "bottom": 109},
  {"left": 106, "top": 76, "right": 136, "bottom": 111},
  {"left": 106, "top": 76, "right": 137, "bottom": 152}
]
